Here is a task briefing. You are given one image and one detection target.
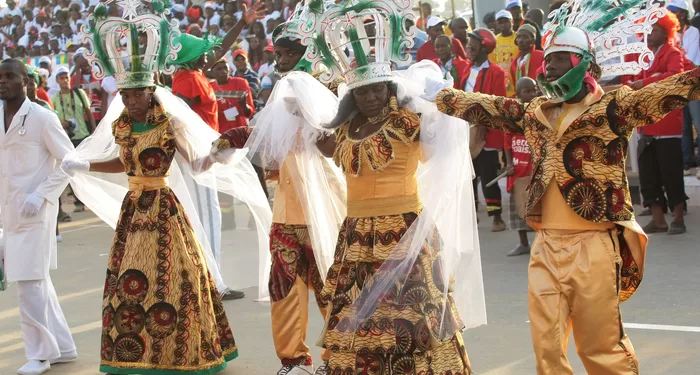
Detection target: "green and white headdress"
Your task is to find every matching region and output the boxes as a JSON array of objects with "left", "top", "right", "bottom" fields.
[
  {"left": 80, "top": 0, "right": 180, "bottom": 89},
  {"left": 301, "top": 0, "right": 416, "bottom": 89},
  {"left": 271, "top": 0, "right": 327, "bottom": 73}
]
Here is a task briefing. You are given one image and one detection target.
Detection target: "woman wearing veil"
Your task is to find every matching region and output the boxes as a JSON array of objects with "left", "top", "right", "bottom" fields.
[
  {"left": 60, "top": 1, "right": 272, "bottom": 374},
  {"left": 241, "top": 0, "right": 484, "bottom": 372}
]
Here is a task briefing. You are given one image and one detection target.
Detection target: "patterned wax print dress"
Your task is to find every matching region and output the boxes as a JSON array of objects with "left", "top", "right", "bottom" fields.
[
  {"left": 320, "top": 97, "right": 473, "bottom": 375},
  {"left": 99, "top": 103, "right": 237, "bottom": 375}
]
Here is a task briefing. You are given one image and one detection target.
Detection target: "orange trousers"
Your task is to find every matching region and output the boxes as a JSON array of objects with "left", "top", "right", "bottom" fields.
[
  {"left": 528, "top": 229, "right": 639, "bottom": 375},
  {"left": 269, "top": 224, "right": 330, "bottom": 366}
]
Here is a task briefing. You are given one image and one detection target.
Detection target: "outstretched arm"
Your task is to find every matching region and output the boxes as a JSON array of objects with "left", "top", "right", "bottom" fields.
[
  {"left": 615, "top": 66, "right": 700, "bottom": 129},
  {"left": 436, "top": 88, "right": 525, "bottom": 135},
  {"left": 212, "top": 126, "right": 252, "bottom": 153}
]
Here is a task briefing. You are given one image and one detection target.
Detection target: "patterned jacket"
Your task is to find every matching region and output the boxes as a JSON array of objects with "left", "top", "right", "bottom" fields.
[{"left": 437, "top": 68, "right": 700, "bottom": 301}]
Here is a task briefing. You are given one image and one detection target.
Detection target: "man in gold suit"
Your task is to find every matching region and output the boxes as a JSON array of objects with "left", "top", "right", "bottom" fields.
[{"left": 428, "top": 22, "right": 700, "bottom": 375}]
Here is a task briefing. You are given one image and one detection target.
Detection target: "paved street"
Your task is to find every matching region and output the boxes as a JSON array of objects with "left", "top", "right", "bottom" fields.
[{"left": 1, "top": 196, "right": 699, "bottom": 375}]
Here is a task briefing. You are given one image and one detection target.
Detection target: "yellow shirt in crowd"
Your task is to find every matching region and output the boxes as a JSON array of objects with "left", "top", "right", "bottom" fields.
[{"left": 489, "top": 33, "right": 518, "bottom": 97}]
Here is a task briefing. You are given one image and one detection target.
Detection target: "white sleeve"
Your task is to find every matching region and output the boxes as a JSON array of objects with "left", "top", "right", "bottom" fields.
[
  {"left": 35, "top": 109, "right": 75, "bottom": 203},
  {"left": 101, "top": 76, "right": 118, "bottom": 95},
  {"left": 684, "top": 27, "right": 700, "bottom": 66}
]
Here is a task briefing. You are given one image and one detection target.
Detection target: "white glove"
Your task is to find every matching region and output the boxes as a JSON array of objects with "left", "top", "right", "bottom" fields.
[
  {"left": 283, "top": 96, "right": 300, "bottom": 116},
  {"left": 61, "top": 159, "right": 90, "bottom": 177},
  {"left": 20, "top": 193, "right": 46, "bottom": 218},
  {"left": 209, "top": 148, "right": 237, "bottom": 165},
  {"left": 421, "top": 76, "right": 453, "bottom": 102}
]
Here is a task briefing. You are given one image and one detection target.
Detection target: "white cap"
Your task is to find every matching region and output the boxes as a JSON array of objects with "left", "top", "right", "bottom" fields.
[
  {"left": 204, "top": 2, "right": 216, "bottom": 10},
  {"left": 667, "top": 0, "right": 689, "bottom": 11},
  {"left": 172, "top": 4, "right": 186, "bottom": 13},
  {"left": 38, "top": 68, "right": 49, "bottom": 79},
  {"left": 39, "top": 56, "right": 51, "bottom": 65},
  {"left": 426, "top": 16, "right": 446, "bottom": 29},
  {"left": 506, "top": 0, "right": 522, "bottom": 9},
  {"left": 56, "top": 66, "right": 69, "bottom": 76},
  {"left": 496, "top": 9, "right": 513, "bottom": 20}
]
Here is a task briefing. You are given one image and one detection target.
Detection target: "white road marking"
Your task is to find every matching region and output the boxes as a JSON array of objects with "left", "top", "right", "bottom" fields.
[
  {"left": 0, "top": 287, "right": 102, "bottom": 321},
  {"left": 0, "top": 321, "right": 101, "bottom": 354},
  {"left": 526, "top": 321, "right": 700, "bottom": 333}
]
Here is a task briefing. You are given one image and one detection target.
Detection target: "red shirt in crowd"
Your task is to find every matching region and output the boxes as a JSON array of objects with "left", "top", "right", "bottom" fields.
[
  {"left": 417, "top": 37, "right": 467, "bottom": 62},
  {"left": 211, "top": 77, "right": 255, "bottom": 133},
  {"left": 172, "top": 69, "right": 220, "bottom": 132},
  {"left": 504, "top": 133, "right": 532, "bottom": 192},
  {"left": 37, "top": 88, "right": 53, "bottom": 109}
]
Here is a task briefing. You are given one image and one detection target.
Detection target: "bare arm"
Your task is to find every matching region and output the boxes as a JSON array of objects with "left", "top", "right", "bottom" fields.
[{"left": 89, "top": 157, "right": 125, "bottom": 173}]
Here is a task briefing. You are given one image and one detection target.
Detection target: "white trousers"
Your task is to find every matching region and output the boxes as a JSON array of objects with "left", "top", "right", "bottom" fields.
[{"left": 17, "top": 277, "right": 76, "bottom": 361}]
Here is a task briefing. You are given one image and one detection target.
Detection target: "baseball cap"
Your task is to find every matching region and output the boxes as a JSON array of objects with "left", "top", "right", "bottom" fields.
[
  {"left": 172, "top": 4, "right": 186, "bottom": 13},
  {"left": 56, "top": 67, "right": 70, "bottom": 76},
  {"left": 496, "top": 10, "right": 513, "bottom": 20},
  {"left": 39, "top": 56, "right": 51, "bottom": 65},
  {"left": 233, "top": 49, "right": 248, "bottom": 59},
  {"left": 426, "top": 16, "right": 446, "bottom": 29},
  {"left": 506, "top": 0, "right": 522, "bottom": 9},
  {"left": 264, "top": 44, "right": 274, "bottom": 52},
  {"left": 667, "top": 0, "right": 689, "bottom": 11}
]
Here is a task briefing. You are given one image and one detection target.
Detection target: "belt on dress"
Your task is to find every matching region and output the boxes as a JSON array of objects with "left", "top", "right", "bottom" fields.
[
  {"left": 346, "top": 194, "right": 422, "bottom": 218},
  {"left": 128, "top": 176, "right": 168, "bottom": 201}
]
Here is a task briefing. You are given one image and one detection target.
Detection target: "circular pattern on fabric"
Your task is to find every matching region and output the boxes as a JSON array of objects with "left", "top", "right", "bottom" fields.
[
  {"left": 393, "top": 319, "right": 416, "bottom": 353},
  {"left": 100, "top": 335, "right": 114, "bottom": 361},
  {"left": 526, "top": 180, "right": 546, "bottom": 213},
  {"left": 414, "top": 319, "right": 431, "bottom": 352},
  {"left": 113, "top": 333, "right": 145, "bottom": 363},
  {"left": 356, "top": 353, "right": 385, "bottom": 375},
  {"left": 138, "top": 147, "right": 167, "bottom": 171},
  {"left": 659, "top": 95, "right": 687, "bottom": 113},
  {"left": 145, "top": 302, "right": 178, "bottom": 339},
  {"left": 565, "top": 180, "right": 606, "bottom": 222},
  {"left": 114, "top": 304, "right": 146, "bottom": 335},
  {"left": 116, "top": 269, "right": 149, "bottom": 304},
  {"left": 390, "top": 355, "right": 417, "bottom": 375},
  {"left": 398, "top": 284, "right": 429, "bottom": 305},
  {"left": 104, "top": 271, "right": 118, "bottom": 300},
  {"left": 102, "top": 303, "right": 115, "bottom": 333},
  {"left": 136, "top": 190, "right": 158, "bottom": 212}
]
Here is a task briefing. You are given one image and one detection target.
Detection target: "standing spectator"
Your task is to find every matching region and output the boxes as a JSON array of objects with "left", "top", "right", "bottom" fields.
[
  {"left": 416, "top": 2, "right": 432, "bottom": 30},
  {"left": 258, "top": 43, "right": 275, "bottom": 77},
  {"left": 491, "top": 10, "right": 519, "bottom": 96},
  {"left": 36, "top": 68, "right": 54, "bottom": 108},
  {"left": 51, "top": 67, "right": 96, "bottom": 213},
  {"left": 450, "top": 16, "right": 470, "bottom": 51},
  {"left": 246, "top": 35, "right": 264, "bottom": 71},
  {"left": 506, "top": 0, "right": 525, "bottom": 31},
  {"left": 70, "top": 50, "right": 103, "bottom": 124},
  {"left": 526, "top": 8, "right": 545, "bottom": 29},
  {"left": 483, "top": 12, "right": 497, "bottom": 34},
  {"left": 509, "top": 24, "right": 543, "bottom": 85},
  {"left": 416, "top": 16, "right": 466, "bottom": 62},
  {"left": 172, "top": 4, "right": 188, "bottom": 28},
  {"left": 406, "top": 18, "right": 428, "bottom": 64},
  {"left": 39, "top": 56, "right": 59, "bottom": 97},
  {"left": 203, "top": 1, "right": 220, "bottom": 32},
  {"left": 667, "top": 0, "right": 700, "bottom": 176},
  {"left": 248, "top": 20, "right": 268, "bottom": 46},
  {"left": 505, "top": 77, "right": 538, "bottom": 256},
  {"left": 464, "top": 28, "right": 508, "bottom": 232},
  {"left": 432, "top": 34, "right": 469, "bottom": 87},
  {"left": 232, "top": 49, "right": 261, "bottom": 97},
  {"left": 0, "top": 0, "right": 21, "bottom": 18},
  {"left": 210, "top": 58, "right": 255, "bottom": 133},
  {"left": 627, "top": 12, "right": 688, "bottom": 234}
]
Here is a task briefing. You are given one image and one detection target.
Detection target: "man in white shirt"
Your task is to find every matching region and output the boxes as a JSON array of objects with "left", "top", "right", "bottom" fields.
[
  {"left": 203, "top": 2, "right": 220, "bottom": 33},
  {"left": 257, "top": 44, "right": 275, "bottom": 78},
  {"left": 0, "top": 59, "right": 77, "bottom": 375}
]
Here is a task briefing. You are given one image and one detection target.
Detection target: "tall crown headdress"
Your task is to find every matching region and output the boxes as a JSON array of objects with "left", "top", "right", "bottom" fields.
[
  {"left": 81, "top": 0, "right": 181, "bottom": 89},
  {"left": 271, "top": 0, "right": 327, "bottom": 73},
  {"left": 293, "top": 0, "right": 416, "bottom": 89},
  {"left": 543, "top": 0, "right": 664, "bottom": 78}
]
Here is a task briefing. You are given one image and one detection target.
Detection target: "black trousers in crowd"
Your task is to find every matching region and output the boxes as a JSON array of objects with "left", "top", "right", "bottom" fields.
[
  {"left": 638, "top": 137, "right": 688, "bottom": 210},
  {"left": 472, "top": 149, "right": 503, "bottom": 217}
]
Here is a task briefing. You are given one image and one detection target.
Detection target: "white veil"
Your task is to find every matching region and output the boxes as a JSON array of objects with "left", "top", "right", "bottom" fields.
[
  {"left": 242, "top": 71, "right": 347, "bottom": 301},
  {"left": 343, "top": 61, "right": 486, "bottom": 340},
  {"left": 63, "top": 87, "right": 273, "bottom": 294}
]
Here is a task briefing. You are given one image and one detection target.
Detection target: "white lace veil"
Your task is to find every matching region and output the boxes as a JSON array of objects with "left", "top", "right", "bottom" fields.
[
  {"left": 242, "top": 71, "right": 347, "bottom": 301},
  {"left": 340, "top": 61, "right": 486, "bottom": 341},
  {"left": 63, "top": 87, "right": 273, "bottom": 294}
]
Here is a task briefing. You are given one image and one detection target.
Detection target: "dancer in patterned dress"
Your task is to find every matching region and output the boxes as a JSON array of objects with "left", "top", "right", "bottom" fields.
[
  {"left": 60, "top": 1, "right": 272, "bottom": 374},
  {"left": 427, "top": 1, "right": 700, "bottom": 373}
]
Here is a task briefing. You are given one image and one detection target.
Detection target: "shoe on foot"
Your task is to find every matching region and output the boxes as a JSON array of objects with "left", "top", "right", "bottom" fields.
[
  {"left": 314, "top": 363, "right": 328, "bottom": 375},
  {"left": 49, "top": 350, "right": 78, "bottom": 365},
  {"left": 668, "top": 221, "right": 686, "bottom": 235},
  {"left": 17, "top": 360, "right": 50, "bottom": 375},
  {"left": 276, "top": 364, "right": 314, "bottom": 375},
  {"left": 507, "top": 244, "right": 530, "bottom": 257},
  {"left": 220, "top": 288, "right": 245, "bottom": 300},
  {"left": 73, "top": 204, "right": 85, "bottom": 213},
  {"left": 491, "top": 219, "right": 506, "bottom": 232},
  {"left": 57, "top": 211, "right": 72, "bottom": 222},
  {"left": 642, "top": 221, "right": 668, "bottom": 233}
]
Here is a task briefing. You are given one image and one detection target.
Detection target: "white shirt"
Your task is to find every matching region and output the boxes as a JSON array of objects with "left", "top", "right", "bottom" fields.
[
  {"left": 101, "top": 76, "right": 118, "bottom": 108},
  {"left": 464, "top": 60, "right": 489, "bottom": 93},
  {"left": 0, "top": 99, "right": 74, "bottom": 281},
  {"left": 258, "top": 62, "right": 275, "bottom": 78},
  {"left": 678, "top": 26, "right": 700, "bottom": 66},
  {"left": 203, "top": 14, "right": 220, "bottom": 32}
]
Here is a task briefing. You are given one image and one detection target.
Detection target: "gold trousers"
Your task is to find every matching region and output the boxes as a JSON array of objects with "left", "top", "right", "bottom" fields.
[
  {"left": 269, "top": 224, "right": 329, "bottom": 366},
  {"left": 528, "top": 229, "right": 639, "bottom": 375}
]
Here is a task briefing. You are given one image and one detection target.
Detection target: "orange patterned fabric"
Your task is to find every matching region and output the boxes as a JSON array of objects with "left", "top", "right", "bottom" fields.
[{"left": 101, "top": 103, "right": 237, "bottom": 374}]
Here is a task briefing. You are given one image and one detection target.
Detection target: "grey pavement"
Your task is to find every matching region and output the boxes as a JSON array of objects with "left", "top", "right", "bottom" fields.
[{"left": 0, "top": 199, "right": 699, "bottom": 375}]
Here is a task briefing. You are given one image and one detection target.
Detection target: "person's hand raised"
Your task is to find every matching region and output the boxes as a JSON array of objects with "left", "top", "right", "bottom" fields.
[{"left": 241, "top": 2, "right": 266, "bottom": 26}]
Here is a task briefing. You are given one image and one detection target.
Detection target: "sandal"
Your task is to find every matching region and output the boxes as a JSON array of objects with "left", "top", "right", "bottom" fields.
[{"left": 58, "top": 211, "right": 72, "bottom": 222}]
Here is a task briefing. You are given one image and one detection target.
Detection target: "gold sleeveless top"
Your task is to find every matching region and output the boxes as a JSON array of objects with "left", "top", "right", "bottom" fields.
[{"left": 333, "top": 98, "right": 423, "bottom": 217}]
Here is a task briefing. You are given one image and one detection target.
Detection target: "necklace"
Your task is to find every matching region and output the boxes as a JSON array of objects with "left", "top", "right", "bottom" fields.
[{"left": 353, "top": 106, "right": 390, "bottom": 133}]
